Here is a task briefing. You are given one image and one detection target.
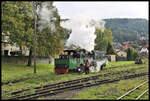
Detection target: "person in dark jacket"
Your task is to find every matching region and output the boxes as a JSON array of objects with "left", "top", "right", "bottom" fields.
[{"left": 85, "top": 60, "right": 90, "bottom": 74}]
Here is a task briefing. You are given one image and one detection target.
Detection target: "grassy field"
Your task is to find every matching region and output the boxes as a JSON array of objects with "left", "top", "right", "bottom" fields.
[
  {"left": 71, "top": 76, "right": 149, "bottom": 100},
  {"left": 69, "top": 58, "right": 149, "bottom": 100},
  {"left": 1, "top": 60, "right": 140, "bottom": 82},
  {"left": 2, "top": 63, "right": 54, "bottom": 82},
  {"left": 1, "top": 58, "right": 149, "bottom": 99},
  {"left": 106, "top": 60, "right": 135, "bottom": 68}
]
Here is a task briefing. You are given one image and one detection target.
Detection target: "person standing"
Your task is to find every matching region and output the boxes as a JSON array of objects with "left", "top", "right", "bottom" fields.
[{"left": 85, "top": 60, "right": 90, "bottom": 74}]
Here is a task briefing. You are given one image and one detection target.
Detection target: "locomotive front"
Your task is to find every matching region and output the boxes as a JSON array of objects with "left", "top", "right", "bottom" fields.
[{"left": 54, "top": 50, "right": 84, "bottom": 74}]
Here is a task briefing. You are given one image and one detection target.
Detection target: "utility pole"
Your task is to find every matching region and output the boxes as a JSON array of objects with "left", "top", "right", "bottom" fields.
[
  {"left": 34, "top": 4, "right": 37, "bottom": 74},
  {"left": 32, "top": 1, "right": 40, "bottom": 74}
]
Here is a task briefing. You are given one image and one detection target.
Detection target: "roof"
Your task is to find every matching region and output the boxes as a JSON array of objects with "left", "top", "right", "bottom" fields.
[
  {"left": 122, "top": 41, "right": 129, "bottom": 45},
  {"left": 116, "top": 50, "right": 126, "bottom": 53}
]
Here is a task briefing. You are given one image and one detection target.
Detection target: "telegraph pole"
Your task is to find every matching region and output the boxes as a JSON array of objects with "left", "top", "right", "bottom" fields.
[
  {"left": 32, "top": 2, "right": 39, "bottom": 74},
  {"left": 34, "top": 4, "right": 37, "bottom": 74}
]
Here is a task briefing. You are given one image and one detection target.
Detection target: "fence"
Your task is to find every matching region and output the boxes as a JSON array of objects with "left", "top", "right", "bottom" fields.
[{"left": 1, "top": 56, "right": 54, "bottom": 64}]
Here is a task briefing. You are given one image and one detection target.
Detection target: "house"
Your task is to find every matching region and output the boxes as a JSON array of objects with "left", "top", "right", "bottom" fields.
[
  {"left": 140, "top": 36, "right": 148, "bottom": 41},
  {"left": 112, "top": 42, "right": 122, "bottom": 50},
  {"left": 121, "top": 41, "right": 137, "bottom": 51},
  {"left": 122, "top": 41, "right": 129, "bottom": 50},
  {"left": 117, "top": 50, "right": 127, "bottom": 57},
  {"left": 106, "top": 54, "right": 116, "bottom": 62},
  {"left": 2, "top": 33, "right": 29, "bottom": 56},
  {"left": 114, "top": 49, "right": 120, "bottom": 53},
  {"left": 140, "top": 47, "right": 148, "bottom": 54},
  {"left": 116, "top": 50, "right": 127, "bottom": 61},
  {"left": 140, "top": 46, "right": 149, "bottom": 58},
  {"left": 2, "top": 43, "right": 29, "bottom": 56}
]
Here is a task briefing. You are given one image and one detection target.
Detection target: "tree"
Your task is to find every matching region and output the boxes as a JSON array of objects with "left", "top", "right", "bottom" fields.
[
  {"left": 127, "top": 48, "right": 133, "bottom": 61},
  {"left": 36, "top": 2, "right": 66, "bottom": 58},
  {"left": 94, "top": 28, "right": 108, "bottom": 51},
  {"left": 94, "top": 27, "right": 115, "bottom": 55},
  {"left": 106, "top": 41, "right": 115, "bottom": 55},
  {"left": 126, "top": 47, "right": 140, "bottom": 61},
  {"left": 130, "top": 44, "right": 138, "bottom": 49},
  {"left": 2, "top": 1, "right": 66, "bottom": 66},
  {"left": 132, "top": 49, "right": 140, "bottom": 60},
  {"left": 2, "top": 1, "right": 34, "bottom": 66},
  {"left": 104, "top": 18, "right": 148, "bottom": 42}
]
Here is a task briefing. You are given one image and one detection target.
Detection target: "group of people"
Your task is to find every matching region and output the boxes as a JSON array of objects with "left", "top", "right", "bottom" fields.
[{"left": 77, "top": 60, "right": 91, "bottom": 74}]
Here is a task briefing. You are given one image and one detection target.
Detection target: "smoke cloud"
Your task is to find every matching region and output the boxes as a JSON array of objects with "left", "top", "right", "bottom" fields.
[
  {"left": 36, "top": 3, "right": 105, "bottom": 52},
  {"left": 61, "top": 14, "right": 105, "bottom": 51},
  {"left": 38, "top": 2, "right": 57, "bottom": 33}
]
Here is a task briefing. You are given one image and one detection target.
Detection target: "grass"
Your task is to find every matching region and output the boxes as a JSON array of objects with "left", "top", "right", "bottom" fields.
[
  {"left": 69, "top": 58, "right": 149, "bottom": 100},
  {"left": 2, "top": 63, "right": 54, "bottom": 82},
  {"left": 2, "top": 58, "right": 148, "bottom": 99},
  {"left": 2, "top": 59, "right": 147, "bottom": 82},
  {"left": 106, "top": 61, "right": 135, "bottom": 68},
  {"left": 139, "top": 90, "right": 149, "bottom": 100},
  {"left": 71, "top": 76, "right": 149, "bottom": 100}
]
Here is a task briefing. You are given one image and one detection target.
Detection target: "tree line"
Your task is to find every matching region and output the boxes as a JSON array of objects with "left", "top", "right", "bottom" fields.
[
  {"left": 2, "top": 1, "right": 66, "bottom": 66},
  {"left": 94, "top": 28, "right": 115, "bottom": 55},
  {"left": 2, "top": 1, "right": 139, "bottom": 68},
  {"left": 104, "top": 18, "right": 148, "bottom": 42}
]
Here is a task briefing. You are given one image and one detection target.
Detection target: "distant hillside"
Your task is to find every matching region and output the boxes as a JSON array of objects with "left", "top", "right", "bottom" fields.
[{"left": 103, "top": 18, "right": 148, "bottom": 42}]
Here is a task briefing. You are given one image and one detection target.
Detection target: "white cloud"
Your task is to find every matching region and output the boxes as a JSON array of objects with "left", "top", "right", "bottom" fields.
[{"left": 53, "top": 1, "right": 148, "bottom": 20}]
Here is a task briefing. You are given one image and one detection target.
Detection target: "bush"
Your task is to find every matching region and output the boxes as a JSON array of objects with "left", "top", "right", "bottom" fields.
[{"left": 126, "top": 47, "right": 140, "bottom": 61}]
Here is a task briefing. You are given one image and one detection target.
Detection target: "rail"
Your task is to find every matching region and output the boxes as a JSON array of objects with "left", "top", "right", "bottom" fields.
[
  {"left": 3, "top": 66, "right": 145, "bottom": 96},
  {"left": 6, "top": 72, "right": 148, "bottom": 100},
  {"left": 117, "top": 80, "right": 149, "bottom": 100},
  {"left": 136, "top": 89, "right": 149, "bottom": 100}
]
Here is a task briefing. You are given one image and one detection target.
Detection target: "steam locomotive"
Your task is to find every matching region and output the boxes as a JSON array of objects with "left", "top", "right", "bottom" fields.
[{"left": 54, "top": 49, "right": 107, "bottom": 74}]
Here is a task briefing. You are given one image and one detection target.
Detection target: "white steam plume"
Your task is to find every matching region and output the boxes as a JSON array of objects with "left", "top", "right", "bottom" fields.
[
  {"left": 61, "top": 14, "right": 105, "bottom": 51},
  {"left": 38, "top": 2, "right": 57, "bottom": 32}
]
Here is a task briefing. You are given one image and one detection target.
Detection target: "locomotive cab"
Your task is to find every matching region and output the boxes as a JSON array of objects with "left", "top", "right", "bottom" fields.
[{"left": 54, "top": 50, "right": 84, "bottom": 74}]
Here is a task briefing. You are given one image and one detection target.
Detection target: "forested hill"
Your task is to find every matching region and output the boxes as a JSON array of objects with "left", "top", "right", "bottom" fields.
[{"left": 103, "top": 18, "right": 148, "bottom": 42}]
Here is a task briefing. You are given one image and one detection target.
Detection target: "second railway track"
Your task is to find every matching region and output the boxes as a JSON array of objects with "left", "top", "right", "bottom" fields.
[
  {"left": 6, "top": 70, "right": 148, "bottom": 100},
  {"left": 4, "top": 66, "right": 145, "bottom": 97}
]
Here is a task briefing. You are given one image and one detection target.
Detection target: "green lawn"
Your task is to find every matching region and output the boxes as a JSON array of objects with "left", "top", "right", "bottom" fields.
[
  {"left": 2, "top": 59, "right": 148, "bottom": 82},
  {"left": 2, "top": 58, "right": 148, "bottom": 99},
  {"left": 1, "top": 60, "right": 135, "bottom": 82},
  {"left": 106, "top": 61, "right": 135, "bottom": 68},
  {"left": 2, "top": 63, "right": 54, "bottom": 82}
]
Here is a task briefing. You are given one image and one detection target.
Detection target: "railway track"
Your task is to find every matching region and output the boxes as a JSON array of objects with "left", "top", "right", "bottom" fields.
[
  {"left": 3, "top": 66, "right": 145, "bottom": 97},
  {"left": 5, "top": 71, "right": 148, "bottom": 100},
  {"left": 2, "top": 63, "right": 143, "bottom": 86},
  {"left": 2, "top": 73, "right": 52, "bottom": 85},
  {"left": 117, "top": 80, "right": 149, "bottom": 100}
]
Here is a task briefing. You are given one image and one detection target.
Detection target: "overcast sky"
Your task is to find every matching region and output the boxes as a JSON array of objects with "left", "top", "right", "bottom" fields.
[{"left": 53, "top": 1, "right": 149, "bottom": 20}]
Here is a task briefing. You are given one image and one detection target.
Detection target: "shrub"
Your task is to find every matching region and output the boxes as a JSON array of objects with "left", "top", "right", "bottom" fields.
[{"left": 126, "top": 47, "right": 140, "bottom": 61}]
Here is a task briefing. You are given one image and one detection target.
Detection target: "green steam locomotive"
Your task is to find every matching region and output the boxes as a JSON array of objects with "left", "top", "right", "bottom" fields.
[{"left": 54, "top": 49, "right": 107, "bottom": 74}]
